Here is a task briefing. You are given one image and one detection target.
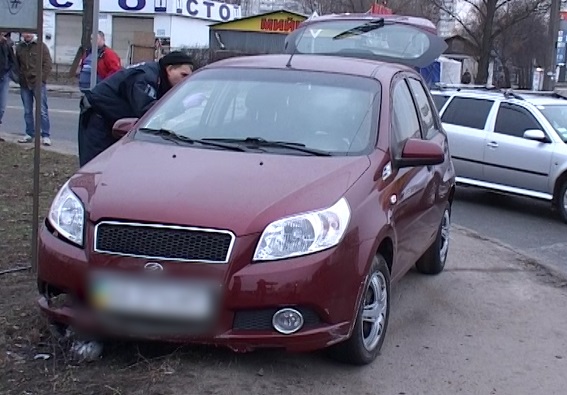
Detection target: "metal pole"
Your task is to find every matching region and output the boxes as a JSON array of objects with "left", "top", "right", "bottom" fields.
[
  {"left": 90, "top": 0, "right": 100, "bottom": 89},
  {"left": 544, "top": 0, "right": 562, "bottom": 90},
  {"left": 31, "top": 0, "right": 44, "bottom": 273}
]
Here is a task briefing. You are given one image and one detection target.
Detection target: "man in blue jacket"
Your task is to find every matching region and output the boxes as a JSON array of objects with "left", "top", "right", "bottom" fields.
[{"left": 78, "top": 51, "right": 193, "bottom": 166}]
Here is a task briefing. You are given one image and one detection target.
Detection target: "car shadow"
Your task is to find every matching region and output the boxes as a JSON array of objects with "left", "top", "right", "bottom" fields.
[{"left": 454, "top": 186, "right": 556, "bottom": 221}]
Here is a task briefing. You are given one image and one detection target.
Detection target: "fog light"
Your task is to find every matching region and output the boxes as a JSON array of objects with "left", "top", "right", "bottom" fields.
[{"left": 272, "top": 308, "right": 304, "bottom": 334}]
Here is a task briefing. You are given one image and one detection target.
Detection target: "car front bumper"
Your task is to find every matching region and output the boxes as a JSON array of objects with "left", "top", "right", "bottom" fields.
[{"left": 37, "top": 223, "right": 374, "bottom": 353}]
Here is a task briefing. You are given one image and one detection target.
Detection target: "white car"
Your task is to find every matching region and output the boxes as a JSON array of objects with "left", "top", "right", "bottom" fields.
[{"left": 431, "top": 88, "right": 567, "bottom": 223}]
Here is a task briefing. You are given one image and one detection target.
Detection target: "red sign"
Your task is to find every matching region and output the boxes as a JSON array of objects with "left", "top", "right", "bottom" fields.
[
  {"left": 260, "top": 17, "right": 302, "bottom": 33},
  {"left": 367, "top": 3, "right": 393, "bottom": 15}
]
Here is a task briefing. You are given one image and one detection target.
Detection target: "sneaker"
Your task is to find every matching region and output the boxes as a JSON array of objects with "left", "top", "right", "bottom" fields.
[
  {"left": 41, "top": 137, "right": 52, "bottom": 146},
  {"left": 18, "top": 135, "right": 33, "bottom": 143}
]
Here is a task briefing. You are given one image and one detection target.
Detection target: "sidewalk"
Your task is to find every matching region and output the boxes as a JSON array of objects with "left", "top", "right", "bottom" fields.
[
  {"left": 8, "top": 81, "right": 82, "bottom": 99},
  {"left": 0, "top": 131, "right": 78, "bottom": 156}
]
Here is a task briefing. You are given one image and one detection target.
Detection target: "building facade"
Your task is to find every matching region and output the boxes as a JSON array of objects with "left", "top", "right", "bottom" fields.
[
  {"left": 42, "top": 0, "right": 242, "bottom": 66},
  {"left": 241, "top": 0, "right": 304, "bottom": 16}
]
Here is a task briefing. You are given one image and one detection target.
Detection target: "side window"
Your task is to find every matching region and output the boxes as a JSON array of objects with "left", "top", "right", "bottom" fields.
[
  {"left": 408, "top": 78, "right": 437, "bottom": 139},
  {"left": 441, "top": 97, "right": 494, "bottom": 130},
  {"left": 494, "top": 103, "right": 542, "bottom": 138},
  {"left": 392, "top": 79, "right": 421, "bottom": 145},
  {"left": 431, "top": 94, "right": 450, "bottom": 111}
]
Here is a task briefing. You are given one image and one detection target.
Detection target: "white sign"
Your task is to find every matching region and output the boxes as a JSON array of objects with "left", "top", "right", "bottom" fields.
[
  {"left": 43, "top": 0, "right": 241, "bottom": 22},
  {"left": 0, "top": 0, "right": 39, "bottom": 30}
]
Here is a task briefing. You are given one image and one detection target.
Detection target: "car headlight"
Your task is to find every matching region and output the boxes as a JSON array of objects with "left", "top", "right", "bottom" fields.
[
  {"left": 48, "top": 181, "right": 85, "bottom": 246},
  {"left": 253, "top": 197, "right": 351, "bottom": 262}
]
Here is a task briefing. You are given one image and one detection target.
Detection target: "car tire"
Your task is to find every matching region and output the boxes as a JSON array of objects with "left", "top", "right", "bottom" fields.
[
  {"left": 415, "top": 202, "right": 451, "bottom": 275},
  {"left": 556, "top": 180, "right": 567, "bottom": 224},
  {"left": 328, "top": 254, "right": 390, "bottom": 365}
]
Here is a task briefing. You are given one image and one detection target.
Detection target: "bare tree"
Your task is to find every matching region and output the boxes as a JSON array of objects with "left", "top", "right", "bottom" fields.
[
  {"left": 429, "top": 0, "right": 549, "bottom": 84},
  {"left": 492, "top": 3, "right": 548, "bottom": 88}
]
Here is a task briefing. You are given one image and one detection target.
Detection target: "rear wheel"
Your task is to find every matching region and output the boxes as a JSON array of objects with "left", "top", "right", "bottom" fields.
[
  {"left": 328, "top": 254, "right": 390, "bottom": 365},
  {"left": 556, "top": 180, "right": 567, "bottom": 224},
  {"left": 416, "top": 202, "right": 451, "bottom": 275}
]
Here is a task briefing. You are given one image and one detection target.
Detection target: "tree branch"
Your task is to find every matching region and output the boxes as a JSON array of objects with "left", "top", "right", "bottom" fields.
[
  {"left": 491, "top": 0, "right": 549, "bottom": 40},
  {"left": 461, "top": 0, "right": 486, "bottom": 19},
  {"left": 429, "top": 0, "right": 482, "bottom": 48}
]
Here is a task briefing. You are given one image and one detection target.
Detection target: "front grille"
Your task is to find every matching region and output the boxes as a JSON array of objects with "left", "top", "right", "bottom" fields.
[
  {"left": 94, "top": 221, "right": 235, "bottom": 263},
  {"left": 233, "top": 308, "right": 321, "bottom": 331}
]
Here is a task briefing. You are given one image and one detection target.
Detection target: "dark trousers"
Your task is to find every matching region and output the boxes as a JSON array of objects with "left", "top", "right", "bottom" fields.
[{"left": 78, "top": 110, "right": 117, "bottom": 167}]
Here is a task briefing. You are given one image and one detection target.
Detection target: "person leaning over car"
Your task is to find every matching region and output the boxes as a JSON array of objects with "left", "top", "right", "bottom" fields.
[{"left": 78, "top": 50, "right": 194, "bottom": 166}]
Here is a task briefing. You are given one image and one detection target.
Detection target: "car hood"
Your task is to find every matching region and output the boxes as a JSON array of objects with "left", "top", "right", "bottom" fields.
[{"left": 70, "top": 140, "right": 371, "bottom": 236}]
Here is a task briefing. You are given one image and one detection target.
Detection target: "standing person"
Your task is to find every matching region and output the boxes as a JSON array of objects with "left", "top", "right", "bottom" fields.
[
  {"left": 78, "top": 51, "right": 193, "bottom": 166},
  {"left": 15, "top": 33, "right": 53, "bottom": 146},
  {"left": 0, "top": 32, "right": 16, "bottom": 131},
  {"left": 461, "top": 69, "right": 472, "bottom": 85},
  {"left": 77, "top": 31, "right": 122, "bottom": 92}
]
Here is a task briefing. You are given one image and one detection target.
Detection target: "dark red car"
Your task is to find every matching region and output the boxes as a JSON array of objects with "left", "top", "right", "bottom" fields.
[{"left": 38, "top": 15, "right": 455, "bottom": 365}]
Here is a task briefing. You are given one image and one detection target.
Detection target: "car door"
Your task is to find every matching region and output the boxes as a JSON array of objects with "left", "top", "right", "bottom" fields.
[
  {"left": 407, "top": 78, "right": 451, "bottom": 243},
  {"left": 482, "top": 102, "right": 555, "bottom": 194},
  {"left": 439, "top": 96, "right": 496, "bottom": 182},
  {"left": 388, "top": 75, "right": 434, "bottom": 275}
]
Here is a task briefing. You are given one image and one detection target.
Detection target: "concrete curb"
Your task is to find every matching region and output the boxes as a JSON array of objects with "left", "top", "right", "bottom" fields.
[
  {"left": 452, "top": 224, "right": 567, "bottom": 283},
  {"left": 8, "top": 82, "right": 82, "bottom": 99}
]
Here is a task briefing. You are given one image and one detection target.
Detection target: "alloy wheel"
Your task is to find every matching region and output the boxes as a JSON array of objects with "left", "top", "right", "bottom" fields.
[{"left": 361, "top": 271, "right": 388, "bottom": 352}]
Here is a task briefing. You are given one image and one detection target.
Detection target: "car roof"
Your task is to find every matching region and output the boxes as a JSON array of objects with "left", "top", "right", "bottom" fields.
[
  {"left": 203, "top": 53, "right": 413, "bottom": 81},
  {"left": 430, "top": 88, "right": 567, "bottom": 107},
  {"left": 299, "top": 13, "right": 438, "bottom": 34}
]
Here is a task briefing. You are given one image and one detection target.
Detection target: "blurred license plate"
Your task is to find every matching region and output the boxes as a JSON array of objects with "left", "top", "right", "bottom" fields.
[{"left": 89, "top": 274, "right": 213, "bottom": 320}]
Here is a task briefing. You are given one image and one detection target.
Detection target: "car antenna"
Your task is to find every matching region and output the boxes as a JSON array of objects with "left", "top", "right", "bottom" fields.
[{"left": 286, "top": 25, "right": 308, "bottom": 68}]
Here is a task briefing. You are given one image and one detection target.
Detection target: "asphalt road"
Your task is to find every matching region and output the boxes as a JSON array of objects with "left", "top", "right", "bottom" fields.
[{"left": 1, "top": 91, "right": 565, "bottom": 275}]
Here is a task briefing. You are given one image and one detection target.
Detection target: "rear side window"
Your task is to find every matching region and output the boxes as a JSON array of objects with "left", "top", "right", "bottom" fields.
[
  {"left": 392, "top": 80, "right": 421, "bottom": 144},
  {"left": 408, "top": 78, "right": 437, "bottom": 139},
  {"left": 432, "top": 94, "right": 450, "bottom": 110},
  {"left": 441, "top": 97, "right": 494, "bottom": 130},
  {"left": 494, "top": 103, "right": 542, "bottom": 138}
]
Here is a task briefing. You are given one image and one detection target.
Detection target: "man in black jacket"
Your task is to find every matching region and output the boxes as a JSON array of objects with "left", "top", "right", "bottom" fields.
[{"left": 78, "top": 51, "right": 193, "bottom": 166}]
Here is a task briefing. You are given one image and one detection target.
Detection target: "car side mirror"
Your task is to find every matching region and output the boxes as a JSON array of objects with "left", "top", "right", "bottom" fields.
[
  {"left": 112, "top": 118, "right": 139, "bottom": 139},
  {"left": 397, "top": 138, "right": 445, "bottom": 168},
  {"left": 523, "top": 129, "right": 548, "bottom": 142}
]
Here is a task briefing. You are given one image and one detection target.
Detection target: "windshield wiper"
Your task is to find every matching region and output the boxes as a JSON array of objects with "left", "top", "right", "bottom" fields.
[
  {"left": 202, "top": 137, "right": 332, "bottom": 156},
  {"left": 333, "top": 18, "right": 385, "bottom": 40},
  {"left": 137, "top": 128, "right": 246, "bottom": 152}
]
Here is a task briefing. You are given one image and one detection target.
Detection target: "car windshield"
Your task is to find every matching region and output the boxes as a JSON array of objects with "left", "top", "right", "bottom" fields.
[
  {"left": 138, "top": 68, "right": 380, "bottom": 156},
  {"left": 538, "top": 105, "right": 567, "bottom": 143},
  {"left": 291, "top": 20, "right": 431, "bottom": 61}
]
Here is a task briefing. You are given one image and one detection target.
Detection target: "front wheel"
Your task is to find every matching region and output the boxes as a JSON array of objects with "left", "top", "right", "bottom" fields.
[
  {"left": 556, "top": 180, "right": 567, "bottom": 224},
  {"left": 416, "top": 202, "right": 451, "bottom": 275},
  {"left": 328, "top": 254, "right": 390, "bottom": 365}
]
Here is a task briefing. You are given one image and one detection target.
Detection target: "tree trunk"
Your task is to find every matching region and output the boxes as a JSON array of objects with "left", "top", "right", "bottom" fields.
[
  {"left": 69, "top": 0, "right": 94, "bottom": 77},
  {"left": 503, "top": 65, "right": 511, "bottom": 88},
  {"left": 476, "top": 0, "right": 497, "bottom": 84}
]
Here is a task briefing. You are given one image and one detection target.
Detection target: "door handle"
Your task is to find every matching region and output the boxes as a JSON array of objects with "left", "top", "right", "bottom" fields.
[{"left": 487, "top": 141, "right": 499, "bottom": 148}]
